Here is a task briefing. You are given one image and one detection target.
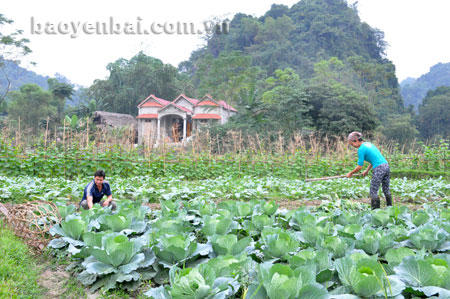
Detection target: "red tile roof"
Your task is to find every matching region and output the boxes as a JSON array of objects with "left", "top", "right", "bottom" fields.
[
  {"left": 137, "top": 94, "right": 170, "bottom": 108},
  {"left": 174, "top": 104, "right": 192, "bottom": 114},
  {"left": 136, "top": 114, "right": 158, "bottom": 119},
  {"left": 174, "top": 94, "right": 199, "bottom": 106},
  {"left": 184, "top": 95, "right": 199, "bottom": 105},
  {"left": 142, "top": 102, "right": 162, "bottom": 107},
  {"left": 218, "top": 100, "right": 237, "bottom": 112},
  {"left": 158, "top": 103, "right": 192, "bottom": 114},
  {"left": 198, "top": 94, "right": 237, "bottom": 112},
  {"left": 192, "top": 114, "right": 222, "bottom": 119},
  {"left": 153, "top": 94, "right": 171, "bottom": 106},
  {"left": 197, "top": 100, "right": 219, "bottom": 106},
  {"left": 137, "top": 94, "right": 236, "bottom": 121}
]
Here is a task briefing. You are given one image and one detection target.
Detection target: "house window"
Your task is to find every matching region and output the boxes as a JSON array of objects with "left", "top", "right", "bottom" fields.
[{"left": 199, "top": 119, "right": 208, "bottom": 123}]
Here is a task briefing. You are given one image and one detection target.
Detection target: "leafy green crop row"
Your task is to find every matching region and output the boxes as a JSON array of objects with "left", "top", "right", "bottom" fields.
[
  {"left": 1, "top": 175, "right": 448, "bottom": 204},
  {"left": 1, "top": 139, "right": 448, "bottom": 179},
  {"left": 46, "top": 198, "right": 450, "bottom": 298}
]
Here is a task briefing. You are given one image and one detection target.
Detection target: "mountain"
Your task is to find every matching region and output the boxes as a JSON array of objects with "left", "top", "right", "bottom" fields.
[
  {"left": 180, "top": 0, "right": 404, "bottom": 118},
  {"left": 399, "top": 77, "right": 416, "bottom": 88},
  {"left": 401, "top": 62, "right": 450, "bottom": 109},
  {"left": 0, "top": 60, "right": 84, "bottom": 106},
  {"left": 0, "top": 60, "right": 49, "bottom": 94}
]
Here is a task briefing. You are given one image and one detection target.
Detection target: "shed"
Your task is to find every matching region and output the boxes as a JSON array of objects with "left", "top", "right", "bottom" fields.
[{"left": 93, "top": 111, "right": 137, "bottom": 129}]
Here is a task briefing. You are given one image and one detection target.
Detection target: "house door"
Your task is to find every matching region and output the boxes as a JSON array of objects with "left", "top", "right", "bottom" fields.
[{"left": 187, "top": 121, "right": 192, "bottom": 137}]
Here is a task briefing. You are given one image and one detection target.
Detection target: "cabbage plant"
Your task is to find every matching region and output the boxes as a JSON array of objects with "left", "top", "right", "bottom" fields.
[
  {"left": 48, "top": 214, "right": 87, "bottom": 249},
  {"left": 261, "top": 228, "right": 300, "bottom": 259},
  {"left": 408, "top": 224, "right": 450, "bottom": 251},
  {"left": 335, "top": 256, "right": 405, "bottom": 298},
  {"left": 355, "top": 229, "right": 394, "bottom": 255},
  {"left": 245, "top": 262, "right": 328, "bottom": 299},
  {"left": 201, "top": 215, "right": 238, "bottom": 236},
  {"left": 394, "top": 255, "right": 450, "bottom": 297},
  {"left": 78, "top": 232, "right": 156, "bottom": 292},
  {"left": 145, "top": 264, "right": 239, "bottom": 299},
  {"left": 243, "top": 214, "right": 274, "bottom": 233},
  {"left": 153, "top": 233, "right": 212, "bottom": 268},
  {"left": 210, "top": 234, "right": 252, "bottom": 256}
]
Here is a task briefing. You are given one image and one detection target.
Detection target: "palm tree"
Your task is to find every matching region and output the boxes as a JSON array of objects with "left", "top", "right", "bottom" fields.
[{"left": 48, "top": 78, "right": 74, "bottom": 122}]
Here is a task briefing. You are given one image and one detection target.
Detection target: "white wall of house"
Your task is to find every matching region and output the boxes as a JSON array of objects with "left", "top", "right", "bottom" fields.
[
  {"left": 144, "top": 119, "right": 156, "bottom": 136},
  {"left": 194, "top": 105, "right": 221, "bottom": 114},
  {"left": 139, "top": 106, "right": 159, "bottom": 114},
  {"left": 138, "top": 119, "right": 157, "bottom": 144},
  {"left": 159, "top": 105, "right": 187, "bottom": 117},
  {"left": 174, "top": 98, "right": 194, "bottom": 111},
  {"left": 220, "top": 109, "right": 236, "bottom": 124},
  {"left": 193, "top": 119, "right": 217, "bottom": 131}
]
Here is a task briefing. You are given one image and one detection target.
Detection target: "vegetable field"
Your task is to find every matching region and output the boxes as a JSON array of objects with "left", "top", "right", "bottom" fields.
[
  {"left": 46, "top": 198, "right": 450, "bottom": 298},
  {"left": 1, "top": 175, "right": 448, "bottom": 204},
  {"left": 0, "top": 138, "right": 449, "bottom": 298},
  {"left": 0, "top": 138, "right": 448, "bottom": 180}
]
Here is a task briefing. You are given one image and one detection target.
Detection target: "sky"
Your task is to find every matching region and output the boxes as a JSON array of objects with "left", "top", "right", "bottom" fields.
[{"left": 2, "top": 0, "right": 450, "bottom": 87}]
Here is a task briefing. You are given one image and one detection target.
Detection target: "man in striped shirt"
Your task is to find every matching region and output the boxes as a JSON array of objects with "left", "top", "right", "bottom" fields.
[{"left": 80, "top": 170, "right": 116, "bottom": 210}]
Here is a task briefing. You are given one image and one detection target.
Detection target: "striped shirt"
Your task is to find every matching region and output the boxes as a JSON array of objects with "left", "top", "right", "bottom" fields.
[{"left": 81, "top": 179, "right": 112, "bottom": 204}]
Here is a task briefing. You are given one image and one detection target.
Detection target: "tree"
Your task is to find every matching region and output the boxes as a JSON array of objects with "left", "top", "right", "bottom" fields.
[
  {"left": 309, "top": 56, "right": 404, "bottom": 121},
  {"left": 0, "top": 14, "right": 32, "bottom": 105},
  {"left": 380, "top": 114, "right": 418, "bottom": 144},
  {"left": 315, "top": 84, "right": 378, "bottom": 136},
  {"left": 254, "top": 16, "right": 295, "bottom": 44},
  {"left": 416, "top": 87, "right": 450, "bottom": 139},
  {"left": 66, "top": 88, "right": 109, "bottom": 118},
  {"left": 217, "top": 68, "right": 312, "bottom": 137},
  {"left": 264, "top": 4, "right": 290, "bottom": 19},
  {"left": 266, "top": 83, "right": 312, "bottom": 135},
  {"left": 262, "top": 68, "right": 312, "bottom": 134},
  {"left": 7, "top": 84, "right": 55, "bottom": 131},
  {"left": 304, "top": 84, "right": 336, "bottom": 127},
  {"left": 211, "top": 86, "right": 267, "bottom": 135},
  {"left": 88, "top": 52, "right": 185, "bottom": 115},
  {"left": 401, "top": 62, "right": 450, "bottom": 109},
  {"left": 246, "top": 16, "right": 295, "bottom": 74},
  {"left": 193, "top": 50, "right": 266, "bottom": 104},
  {"left": 310, "top": 57, "right": 347, "bottom": 86},
  {"left": 346, "top": 56, "right": 403, "bottom": 118},
  {"left": 48, "top": 78, "right": 74, "bottom": 122}
]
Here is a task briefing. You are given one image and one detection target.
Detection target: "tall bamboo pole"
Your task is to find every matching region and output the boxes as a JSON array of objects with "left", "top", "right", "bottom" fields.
[
  {"left": 44, "top": 116, "right": 49, "bottom": 151},
  {"left": 86, "top": 117, "right": 89, "bottom": 148}
]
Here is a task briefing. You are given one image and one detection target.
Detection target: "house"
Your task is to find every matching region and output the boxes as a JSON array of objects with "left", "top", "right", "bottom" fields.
[{"left": 136, "top": 94, "right": 237, "bottom": 144}]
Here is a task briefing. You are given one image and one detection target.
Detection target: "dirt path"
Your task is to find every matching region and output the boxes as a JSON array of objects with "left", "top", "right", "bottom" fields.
[
  {"left": 38, "top": 265, "right": 70, "bottom": 298},
  {"left": 37, "top": 263, "right": 99, "bottom": 299}
]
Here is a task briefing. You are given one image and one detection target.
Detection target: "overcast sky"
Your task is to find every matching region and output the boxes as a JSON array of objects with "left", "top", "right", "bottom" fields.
[{"left": 3, "top": 0, "right": 450, "bottom": 87}]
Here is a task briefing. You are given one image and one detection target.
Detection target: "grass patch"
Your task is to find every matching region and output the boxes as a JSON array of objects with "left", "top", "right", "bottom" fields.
[
  {"left": 0, "top": 220, "right": 43, "bottom": 298},
  {"left": 59, "top": 276, "right": 87, "bottom": 298}
]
